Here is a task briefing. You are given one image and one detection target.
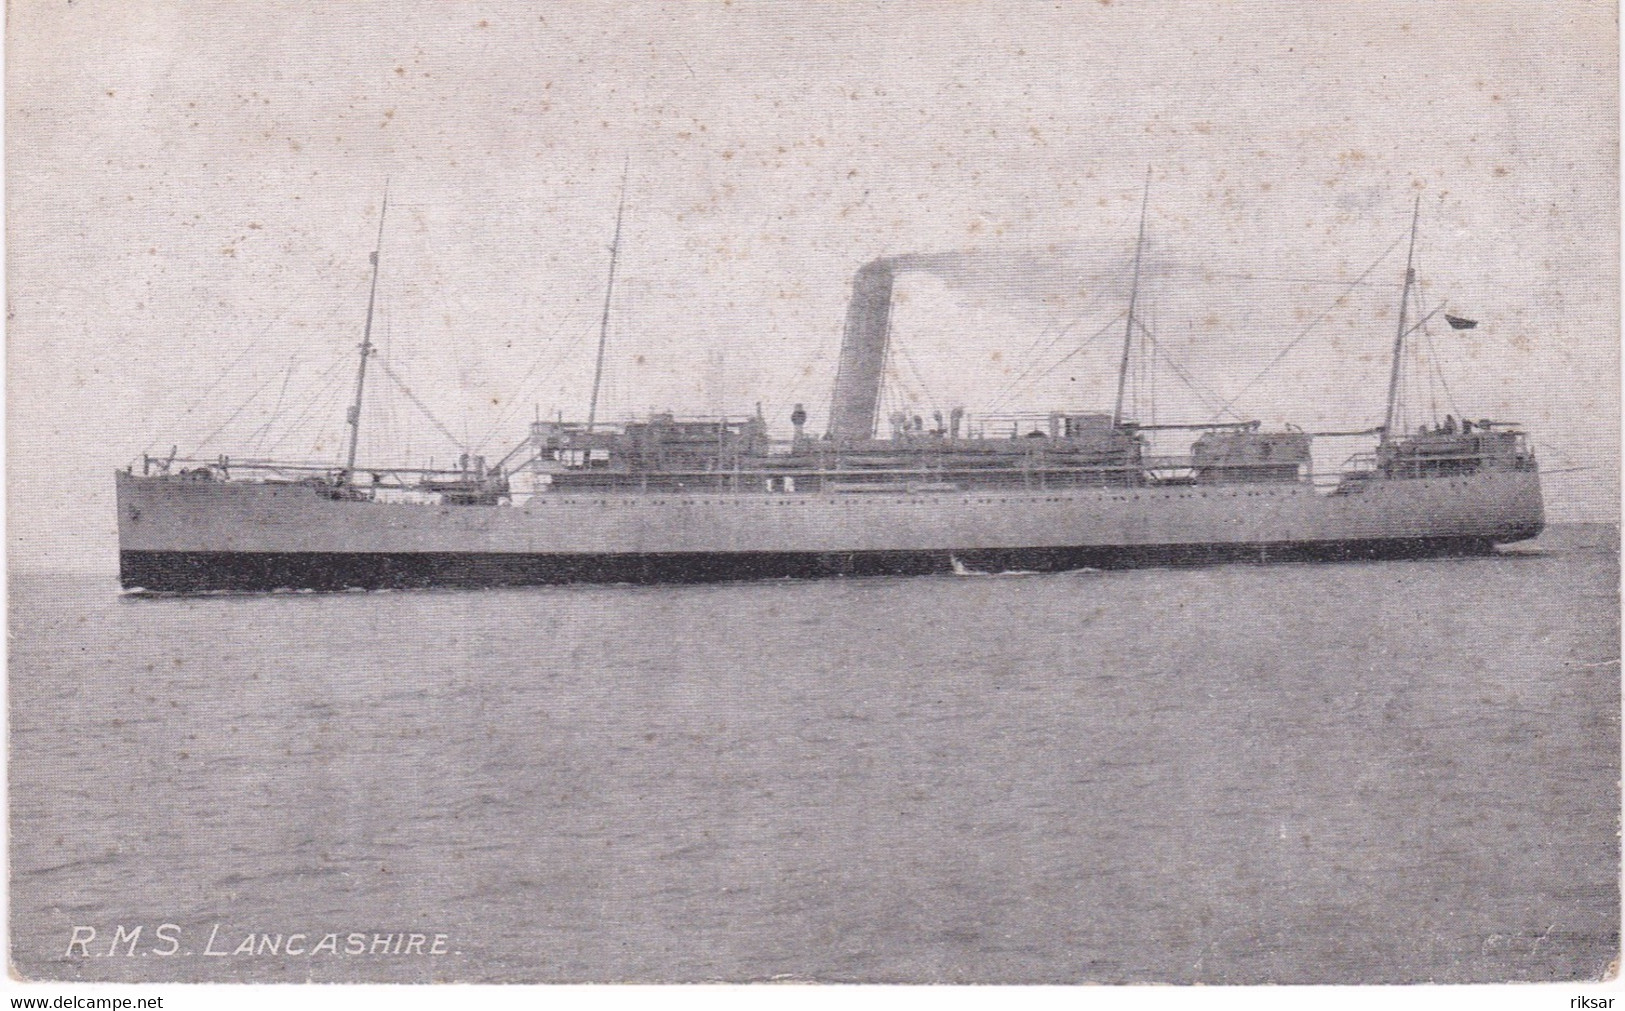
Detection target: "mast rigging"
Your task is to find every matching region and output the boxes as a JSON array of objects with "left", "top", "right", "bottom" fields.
[
  {"left": 344, "top": 183, "right": 389, "bottom": 481},
  {"left": 1113, "top": 168, "right": 1151, "bottom": 428},
  {"left": 1381, "top": 195, "right": 1422, "bottom": 443},
  {"left": 586, "top": 159, "right": 630, "bottom": 433}
]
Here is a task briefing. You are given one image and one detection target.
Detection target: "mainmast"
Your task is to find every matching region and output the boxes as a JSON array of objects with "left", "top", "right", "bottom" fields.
[
  {"left": 586, "top": 159, "right": 629, "bottom": 433},
  {"left": 1380, "top": 195, "right": 1422, "bottom": 444},
  {"left": 344, "top": 184, "right": 389, "bottom": 482},
  {"left": 1112, "top": 169, "right": 1151, "bottom": 429}
]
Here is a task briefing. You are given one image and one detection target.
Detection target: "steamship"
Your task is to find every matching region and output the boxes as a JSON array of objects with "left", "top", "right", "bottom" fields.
[{"left": 116, "top": 193, "right": 1543, "bottom": 592}]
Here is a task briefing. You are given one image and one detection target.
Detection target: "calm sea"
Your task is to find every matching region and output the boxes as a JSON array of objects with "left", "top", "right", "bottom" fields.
[{"left": 10, "top": 525, "right": 1619, "bottom": 984}]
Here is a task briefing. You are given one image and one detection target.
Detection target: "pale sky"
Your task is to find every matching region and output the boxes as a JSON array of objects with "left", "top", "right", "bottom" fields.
[{"left": 8, "top": 1, "right": 1618, "bottom": 572}]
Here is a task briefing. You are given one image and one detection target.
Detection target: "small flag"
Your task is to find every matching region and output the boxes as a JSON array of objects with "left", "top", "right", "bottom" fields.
[{"left": 1445, "top": 314, "right": 1478, "bottom": 330}]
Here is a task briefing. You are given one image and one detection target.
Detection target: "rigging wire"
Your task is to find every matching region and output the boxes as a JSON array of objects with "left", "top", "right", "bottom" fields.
[
  {"left": 135, "top": 272, "right": 371, "bottom": 462},
  {"left": 189, "top": 370, "right": 286, "bottom": 457},
  {"left": 890, "top": 336, "right": 942, "bottom": 419},
  {"left": 1137, "top": 299, "right": 1153, "bottom": 423},
  {"left": 1421, "top": 323, "right": 1464, "bottom": 421},
  {"left": 262, "top": 363, "right": 352, "bottom": 459},
  {"left": 888, "top": 350, "right": 918, "bottom": 423},
  {"left": 986, "top": 311, "right": 1125, "bottom": 415},
  {"left": 979, "top": 258, "right": 1129, "bottom": 415},
  {"left": 375, "top": 312, "right": 404, "bottom": 467},
  {"left": 245, "top": 356, "right": 299, "bottom": 457},
  {"left": 1386, "top": 295, "right": 1451, "bottom": 434},
  {"left": 378, "top": 358, "right": 467, "bottom": 455},
  {"left": 879, "top": 360, "right": 905, "bottom": 426},
  {"left": 1129, "top": 306, "right": 1142, "bottom": 421},
  {"left": 135, "top": 325, "right": 273, "bottom": 459},
  {"left": 758, "top": 324, "right": 842, "bottom": 430},
  {"left": 1202, "top": 271, "right": 1382, "bottom": 287},
  {"left": 472, "top": 314, "right": 584, "bottom": 454},
  {"left": 1145, "top": 303, "right": 1157, "bottom": 427},
  {"left": 1403, "top": 332, "right": 1421, "bottom": 433},
  {"left": 1410, "top": 245, "right": 1462, "bottom": 426},
  {"left": 274, "top": 382, "right": 346, "bottom": 462},
  {"left": 1131, "top": 319, "right": 1245, "bottom": 421},
  {"left": 978, "top": 261, "right": 1127, "bottom": 412},
  {"left": 259, "top": 355, "right": 347, "bottom": 446},
  {"left": 307, "top": 379, "right": 360, "bottom": 462},
  {"left": 1205, "top": 233, "right": 1406, "bottom": 423},
  {"left": 1423, "top": 323, "right": 1440, "bottom": 423},
  {"left": 483, "top": 313, "right": 600, "bottom": 439},
  {"left": 877, "top": 324, "right": 917, "bottom": 423},
  {"left": 984, "top": 308, "right": 1110, "bottom": 415}
]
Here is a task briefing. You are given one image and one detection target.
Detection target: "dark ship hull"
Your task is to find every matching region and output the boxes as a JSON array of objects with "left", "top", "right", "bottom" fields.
[{"left": 117, "top": 541, "right": 1507, "bottom": 594}]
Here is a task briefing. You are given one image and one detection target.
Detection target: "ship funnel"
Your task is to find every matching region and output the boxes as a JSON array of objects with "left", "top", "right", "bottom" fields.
[{"left": 826, "top": 258, "right": 897, "bottom": 442}]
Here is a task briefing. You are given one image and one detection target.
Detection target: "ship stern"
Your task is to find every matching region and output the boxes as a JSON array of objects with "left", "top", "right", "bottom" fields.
[{"left": 1493, "top": 466, "right": 1546, "bottom": 545}]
